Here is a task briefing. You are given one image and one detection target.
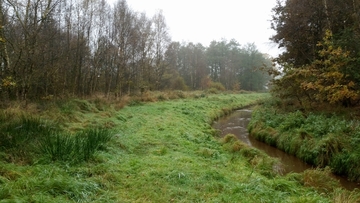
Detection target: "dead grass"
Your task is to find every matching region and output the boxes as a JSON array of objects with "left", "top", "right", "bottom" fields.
[
  {"left": 333, "top": 188, "right": 360, "bottom": 203},
  {"left": 302, "top": 167, "right": 341, "bottom": 193},
  {"left": 221, "top": 134, "right": 248, "bottom": 153}
]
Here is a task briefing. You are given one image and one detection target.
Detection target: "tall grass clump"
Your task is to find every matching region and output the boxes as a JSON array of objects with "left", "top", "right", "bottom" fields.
[
  {"left": 0, "top": 112, "right": 55, "bottom": 162},
  {"left": 220, "top": 134, "right": 280, "bottom": 178},
  {"left": 332, "top": 188, "right": 360, "bottom": 203},
  {"left": 302, "top": 167, "right": 341, "bottom": 193},
  {"left": 40, "top": 128, "right": 113, "bottom": 163},
  {"left": 0, "top": 110, "right": 112, "bottom": 164}
]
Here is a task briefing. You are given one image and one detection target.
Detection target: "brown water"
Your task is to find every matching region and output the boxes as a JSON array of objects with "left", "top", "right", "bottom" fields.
[{"left": 212, "top": 109, "right": 360, "bottom": 191}]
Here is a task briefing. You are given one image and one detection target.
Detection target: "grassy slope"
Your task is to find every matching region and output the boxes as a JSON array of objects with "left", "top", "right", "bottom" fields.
[
  {"left": 0, "top": 93, "right": 346, "bottom": 202},
  {"left": 248, "top": 98, "right": 360, "bottom": 183}
]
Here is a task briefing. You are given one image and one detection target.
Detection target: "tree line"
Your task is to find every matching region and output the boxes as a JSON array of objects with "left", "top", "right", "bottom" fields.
[
  {"left": 0, "top": 0, "right": 271, "bottom": 101},
  {"left": 271, "top": 0, "right": 360, "bottom": 107}
]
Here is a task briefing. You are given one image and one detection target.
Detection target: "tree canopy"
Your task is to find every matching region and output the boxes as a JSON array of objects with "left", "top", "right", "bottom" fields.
[{"left": 270, "top": 0, "right": 360, "bottom": 107}]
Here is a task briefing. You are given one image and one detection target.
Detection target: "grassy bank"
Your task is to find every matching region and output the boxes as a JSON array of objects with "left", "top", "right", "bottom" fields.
[
  {"left": 0, "top": 92, "right": 358, "bottom": 202},
  {"left": 248, "top": 99, "right": 360, "bottom": 183}
]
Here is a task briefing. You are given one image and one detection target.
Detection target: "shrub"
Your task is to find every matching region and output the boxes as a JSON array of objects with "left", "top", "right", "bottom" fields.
[
  {"left": 171, "top": 76, "right": 188, "bottom": 91},
  {"left": 207, "top": 88, "right": 219, "bottom": 94},
  {"left": 209, "top": 82, "right": 226, "bottom": 91}
]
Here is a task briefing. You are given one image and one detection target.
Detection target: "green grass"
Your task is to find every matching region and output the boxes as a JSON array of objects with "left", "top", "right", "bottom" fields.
[
  {"left": 0, "top": 92, "right": 355, "bottom": 202},
  {"left": 40, "top": 128, "right": 113, "bottom": 163},
  {"left": 249, "top": 98, "right": 360, "bottom": 182}
]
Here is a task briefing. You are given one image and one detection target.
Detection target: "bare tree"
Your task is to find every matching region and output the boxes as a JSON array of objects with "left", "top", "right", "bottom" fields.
[
  {"left": 5, "top": 0, "right": 61, "bottom": 100},
  {"left": 151, "top": 10, "right": 170, "bottom": 90}
]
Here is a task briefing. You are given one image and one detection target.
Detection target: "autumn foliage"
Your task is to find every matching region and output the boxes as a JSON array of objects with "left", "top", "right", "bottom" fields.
[
  {"left": 301, "top": 31, "right": 359, "bottom": 105},
  {"left": 270, "top": 0, "right": 360, "bottom": 108},
  {"left": 273, "top": 30, "right": 359, "bottom": 107}
]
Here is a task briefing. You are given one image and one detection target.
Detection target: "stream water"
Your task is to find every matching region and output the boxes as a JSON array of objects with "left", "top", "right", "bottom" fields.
[{"left": 212, "top": 109, "right": 360, "bottom": 191}]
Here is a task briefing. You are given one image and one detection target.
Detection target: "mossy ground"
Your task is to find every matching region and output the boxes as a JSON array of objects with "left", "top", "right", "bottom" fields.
[{"left": 0, "top": 92, "right": 357, "bottom": 202}]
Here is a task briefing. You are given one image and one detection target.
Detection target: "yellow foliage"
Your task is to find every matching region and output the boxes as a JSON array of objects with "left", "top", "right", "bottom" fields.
[
  {"left": 300, "top": 30, "right": 359, "bottom": 105},
  {"left": 275, "top": 29, "right": 359, "bottom": 106},
  {"left": 1, "top": 76, "right": 16, "bottom": 88}
]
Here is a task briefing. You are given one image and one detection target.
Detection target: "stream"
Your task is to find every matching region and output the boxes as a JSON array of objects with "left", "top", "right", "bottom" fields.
[{"left": 212, "top": 109, "right": 360, "bottom": 191}]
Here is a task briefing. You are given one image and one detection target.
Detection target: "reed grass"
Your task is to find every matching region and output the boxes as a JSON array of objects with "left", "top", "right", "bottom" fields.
[{"left": 40, "top": 128, "right": 112, "bottom": 163}]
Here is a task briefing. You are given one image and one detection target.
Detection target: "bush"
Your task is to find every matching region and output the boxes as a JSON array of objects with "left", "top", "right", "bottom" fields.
[
  {"left": 209, "top": 82, "right": 226, "bottom": 91},
  {"left": 171, "top": 76, "right": 188, "bottom": 91},
  {"left": 207, "top": 88, "right": 219, "bottom": 94}
]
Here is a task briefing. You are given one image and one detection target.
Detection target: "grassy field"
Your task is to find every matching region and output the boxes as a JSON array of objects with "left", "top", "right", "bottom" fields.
[{"left": 0, "top": 92, "right": 358, "bottom": 202}]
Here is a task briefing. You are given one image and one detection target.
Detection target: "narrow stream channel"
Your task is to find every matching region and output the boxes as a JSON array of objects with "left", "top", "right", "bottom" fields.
[{"left": 212, "top": 109, "right": 360, "bottom": 191}]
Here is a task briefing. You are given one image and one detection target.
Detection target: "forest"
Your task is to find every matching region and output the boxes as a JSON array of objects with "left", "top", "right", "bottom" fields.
[
  {"left": 0, "top": 0, "right": 271, "bottom": 102},
  {"left": 270, "top": 0, "right": 360, "bottom": 107}
]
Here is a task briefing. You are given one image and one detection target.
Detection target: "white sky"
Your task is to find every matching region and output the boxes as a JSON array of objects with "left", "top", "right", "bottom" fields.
[{"left": 107, "top": 0, "right": 281, "bottom": 57}]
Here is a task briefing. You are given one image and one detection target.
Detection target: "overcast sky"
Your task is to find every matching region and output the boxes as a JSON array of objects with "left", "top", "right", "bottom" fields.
[{"left": 107, "top": 0, "right": 281, "bottom": 56}]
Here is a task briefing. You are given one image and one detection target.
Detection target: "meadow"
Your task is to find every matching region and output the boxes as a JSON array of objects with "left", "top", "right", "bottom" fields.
[{"left": 0, "top": 92, "right": 358, "bottom": 202}]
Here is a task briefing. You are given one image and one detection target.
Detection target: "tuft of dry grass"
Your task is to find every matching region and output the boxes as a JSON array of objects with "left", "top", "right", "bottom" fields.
[
  {"left": 332, "top": 188, "right": 360, "bottom": 203},
  {"left": 231, "top": 140, "right": 247, "bottom": 152},
  {"left": 114, "top": 95, "right": 131, "bottom": 110},
  {"left": 302, "top": 167, "right": 341, "bottom": 193},
  {"left": 222, "top": 133, "right": 238, "bottom": 144}
]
